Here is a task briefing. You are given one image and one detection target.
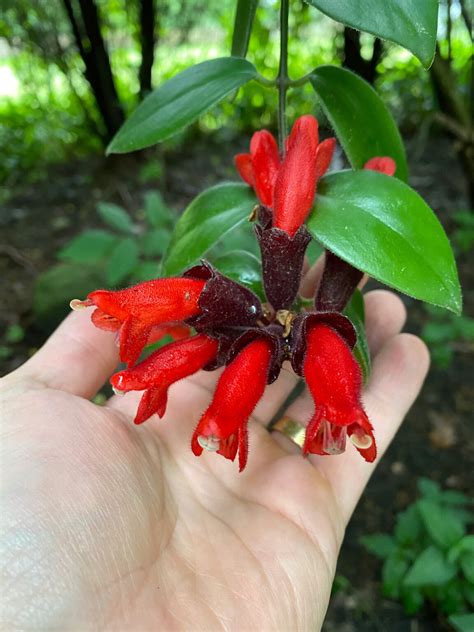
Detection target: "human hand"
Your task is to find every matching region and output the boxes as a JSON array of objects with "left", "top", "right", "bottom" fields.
[{"left": 0, "top": 280, "right": 429, "bottom": 630}]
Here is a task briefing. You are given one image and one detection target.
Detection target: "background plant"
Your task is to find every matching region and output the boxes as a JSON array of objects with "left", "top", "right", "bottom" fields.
[{"left": 362, "top": 479, "right": 474, "bottom": 631}]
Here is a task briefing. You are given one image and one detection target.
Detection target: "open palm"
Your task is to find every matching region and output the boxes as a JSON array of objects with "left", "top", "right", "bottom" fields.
[{"left": 1, "top": 289, "right": 429, "bottom": 631}]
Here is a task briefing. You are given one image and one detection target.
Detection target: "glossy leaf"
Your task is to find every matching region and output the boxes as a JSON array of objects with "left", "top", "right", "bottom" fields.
[
  {"left": 231, "top": 0, "right": 259, "bottom": 58},
  {"left": 308, "top": 170, "right": 462, "bottom": 314},
  {"left": 107, "top": 58, "right": 257, "bottom": 153},
  {"left": 403, "top": 546, "right": 457, "bottom": 587},
  {"left": 58, "top": 230, "right": 118, "bottom": 264},
  {"left": 106, "top": 238, "right": 140, "bottom": 286},
  {"left": 97, "top": 202, "right": 135, "bottom": 233},
  {"left": 305, "top": 0, "right": 438, "bottom": 67},
  {"left": 212, "top": 250, "right": 264, "bottom": 299},
  {"left": 344, "top": 289, "right": 370, "bottom": 382},
  {"left": 162, "top": 183, "right": 257, "bottom": 276},
  {"left": 310, "top": 66, "right": 408, "bottom": 181}
]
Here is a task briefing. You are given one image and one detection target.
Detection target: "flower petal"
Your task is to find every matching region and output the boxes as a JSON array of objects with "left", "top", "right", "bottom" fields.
[{"left": 364, "top": 156, "right": 396, "bottom": 176}]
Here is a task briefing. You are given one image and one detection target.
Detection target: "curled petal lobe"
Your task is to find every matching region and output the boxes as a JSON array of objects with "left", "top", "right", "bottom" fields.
[
  {"left": 314, "top": 137, "right": 336, "bottom": 180},
  {"left": 303, "top": 323, "right": 376, "bottom": 461},
  {"left": 192, "top": 337, "right": 272, "bottom": 471},
  {"left": 364, "top": 156, "right": 396, "bottom": 176},
  {"left": 235, "top": 153, "right": 255, "bottom": 187},
  {"left": 249, "top": 130, "right": 280, "bottom": 206}
]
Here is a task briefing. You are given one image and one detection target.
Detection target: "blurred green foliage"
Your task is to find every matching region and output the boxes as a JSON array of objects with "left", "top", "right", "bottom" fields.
[
  {"left": 361, "top": 478, "right": 474, "bottom": 628},
  {"left": 1, "top": 0, "right": 471, "bottom": 198}
]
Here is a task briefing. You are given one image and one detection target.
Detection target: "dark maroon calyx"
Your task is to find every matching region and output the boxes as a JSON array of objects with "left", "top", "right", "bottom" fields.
[
  {"left": 315, "top": 250, "right": 363, "bottom": 312},
  {"left": 226, "top": 323, "right": 286, "bottom": 384},
  {"left": 255, "top": 224, "right": 311, "bottom": 311},
  {"left": 184, "top": 260, "right": 263, "bottom": 329},
  {"left": 290, "top": 311, "right": 357, "bottom": 376}
]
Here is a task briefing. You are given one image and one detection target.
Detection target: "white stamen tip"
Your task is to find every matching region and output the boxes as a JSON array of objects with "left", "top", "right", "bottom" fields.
[
  {"left": 349, "top": 431, "right": 373, "bottom": 450},
  {"left": 112, "top": 386, "right": 125, "bottom": 396},
  {"left": 70, "top": 299, "right": 87, "bottom": 311},
  {"left": 197, "top": 434, "right": 220, "bottom": 452}
]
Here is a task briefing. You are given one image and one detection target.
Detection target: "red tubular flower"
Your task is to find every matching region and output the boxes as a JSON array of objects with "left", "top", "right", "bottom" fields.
[
  {"left": 364, "top": 156, "right": 396, "bottom": 176},
  {"left": 71, "top": 277, "right": 206, "bottom": 366},
  {"left": 191, "top": 338, "right": 272, "bottom": 471},
  {"left": 110, "top": 334, "right": 219, "bottom": 424},
  {"left": 303, "top": 323, "right": 376, "bottom": 462},
  {"left": 235, "top": 130, "right": 280, "bottom": 206},
  {"left": 273, "top": 115, "right": 336, "bottom": 237}
]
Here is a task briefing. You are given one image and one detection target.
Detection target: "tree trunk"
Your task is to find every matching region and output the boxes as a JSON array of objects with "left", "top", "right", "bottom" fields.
[
  {"left": 430, "top": 45, "right": 473, "bottom": 205},
  {"left": 62, "top": 0, "right": 125, "bottom": 140},
  {"left": 138, "top": 0, "right": 156, "bottom": 100},
  {"left": 342, "top": 27, "right": 382, "bottom": 85}
]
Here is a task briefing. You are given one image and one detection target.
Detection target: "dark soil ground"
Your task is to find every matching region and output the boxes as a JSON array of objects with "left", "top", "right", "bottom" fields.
[{"left": 1, "top": 132, "right": 473, "bottom": 631}]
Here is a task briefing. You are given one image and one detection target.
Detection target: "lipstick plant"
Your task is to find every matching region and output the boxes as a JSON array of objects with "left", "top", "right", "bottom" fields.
[{"left": 72, "top": 0, "right": 460, "bottom": 471}]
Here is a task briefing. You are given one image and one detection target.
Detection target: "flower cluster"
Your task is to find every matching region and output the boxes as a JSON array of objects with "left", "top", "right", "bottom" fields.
[{"left": 72, "top": 115, "right": 395, "bottom": 471}]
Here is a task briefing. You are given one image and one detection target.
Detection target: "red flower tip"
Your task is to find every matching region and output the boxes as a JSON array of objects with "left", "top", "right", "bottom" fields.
[
  {"left": 235, "top": 129, "right": 280, "bottom": 207},
  {"left": 73, "top": 277, "right": 206, "bottom": 366},
  {"left": 110, "top": 334, "right": 219, "bottom": 423},
  {"left": 302, "top": 323, "right": 376, "bottom": 462},
  {"left": 364, "top": 156, "right": 396, "bottom": 176},
  {"left": 273, "top": 116, "right": 334, "bottom": 237},
  {"left": 191, "top": 337, "right": 272, "bottom": 471}
]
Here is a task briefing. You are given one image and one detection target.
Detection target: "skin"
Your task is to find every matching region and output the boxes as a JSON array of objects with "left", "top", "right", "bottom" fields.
[{"left": 0, "top": 262, "right": 430, "bottom": 631}]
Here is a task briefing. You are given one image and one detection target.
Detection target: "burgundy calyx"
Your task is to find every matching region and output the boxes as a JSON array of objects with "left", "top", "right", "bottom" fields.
[
  {"left": 315, "top": 250, "right": 363, "bottom": 312},
  {"left": 290, "top": 312, "right": 357, "bottom": 376},
  {"left": 226, "top": 323, "right": 286, "bottom": 384},
  {"left": 184, "top": 260, "right": 263, "bottom": 329},
  {"left": 255, "top": 223, "right": 311, "bottom": 310}
]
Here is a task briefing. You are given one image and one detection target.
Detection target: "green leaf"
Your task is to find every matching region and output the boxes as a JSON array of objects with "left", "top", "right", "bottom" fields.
[
  {"left": 382, "top": 553, "right": 410, "bottom": 599},
  {"left": 403, "top": 546, "right": 457, "bottom": 587},
  {"left": 418, "top": 499, "right": 466, "bottom": 549},
  {"left": 448, "top": 536, "right": 474, "bottom": 564},
  {"left": 310, "top": 66, "right": 407, "bottom": 181},
  {"left": 231, "top": 0, "right": 258, "bottom": 58},
  {"left": 449, "top": 613, "right": 474, "bottom": 632},
  {"left": 107, "top": 58, "right": 258, "bottom": 154},
  {"left": 58, "top": 229, "right": 118, "bottom": 264},
  {"left": 400, "top": 585, "right": 424, "bottom": 615},
  {"left": 460, "top": 552, "right": 474, "bottom": 584},
  {"left": 442, "top": 490, "right": 473, "bottom": 506},
  {"left": 418, "top": 478, "right": 441, "bottom": 499},
  {"left": 394, "top": 504, "right": 423, "bottom": 546},
  {"left": 105, "top": 238, "right": 140, "bottom": 286},
  {"left": 97, "top": 202, "right": 135, "bottom": 233},
  {"left": 361, "top": 534, "right": 397, "bottom": 559},
  {"left": 344, "top": 289, "right": 370, "bottom": 382},
  {"left": 141, "top": 228, "right": 171, "bottom": 257},
  {"left": 308, "top": 170, "right": 462, "bottom": 314},
  {"left": 212, "top": 250, "right": 264, "bottom": 299},
  {"left": 144, "top": 191, "right": 174, "bottom": 228},
  {"left": 305, "top": 0, "right": 438, "bottom": 67},
  {"left": 162, "top": 182, "right": 257, "bottom": 276}
]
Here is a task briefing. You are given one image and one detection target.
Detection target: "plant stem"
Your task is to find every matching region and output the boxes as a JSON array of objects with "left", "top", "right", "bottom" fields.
[{"left": 277, "top": 0, "right": 290, "bottom": 153}]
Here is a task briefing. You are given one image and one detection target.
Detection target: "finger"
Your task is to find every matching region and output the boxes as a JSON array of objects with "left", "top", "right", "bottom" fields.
[
  {"left": 364, "top": 290, "right": 407, "bottom": 356},
  {"left": 14, "top": 309, "right": 119, "bottom": 399}
]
